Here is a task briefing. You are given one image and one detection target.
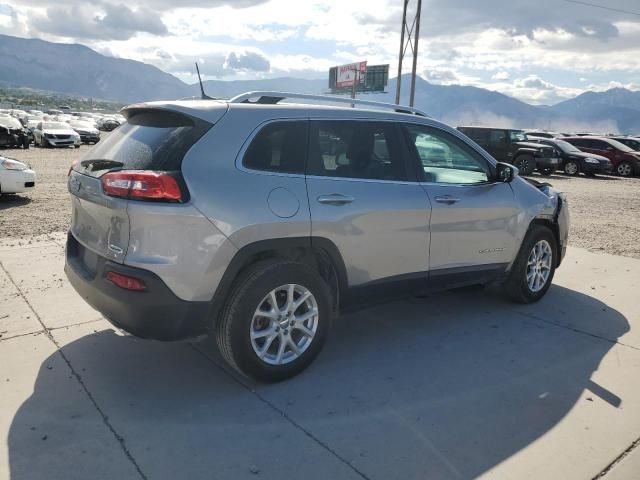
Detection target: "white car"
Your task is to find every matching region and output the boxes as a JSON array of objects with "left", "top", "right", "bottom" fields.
[
  {"left": 33, "top": 121, "right": 81, "bottom": 148},
  {"left": 0, "top": 157, "right": 36, "bottom": 194}
]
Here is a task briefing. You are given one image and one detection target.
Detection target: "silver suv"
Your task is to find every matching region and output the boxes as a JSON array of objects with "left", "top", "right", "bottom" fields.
[{"left": 65, "top": 92, "right": 569, "bottom": 382}]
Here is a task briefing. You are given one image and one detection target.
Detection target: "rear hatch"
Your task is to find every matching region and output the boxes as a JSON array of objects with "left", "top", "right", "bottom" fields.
[{"left": 68, "top": 107, "right": 215, "bottom": 263}]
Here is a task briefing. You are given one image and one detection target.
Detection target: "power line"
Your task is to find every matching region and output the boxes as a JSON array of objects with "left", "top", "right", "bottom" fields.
[{"left": 564, "top": 0, "right": 640, "bottom": 17}]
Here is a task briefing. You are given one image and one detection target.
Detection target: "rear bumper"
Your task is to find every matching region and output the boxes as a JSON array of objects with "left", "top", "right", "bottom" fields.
[
  {"left": 64, "top": 233, "right": 211, "bottom": 341},
  {"left": 79, "top": 133, "right": 100, "bottom": 143}
]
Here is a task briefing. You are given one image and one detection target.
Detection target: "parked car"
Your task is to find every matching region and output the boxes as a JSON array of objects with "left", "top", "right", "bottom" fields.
[
  {"left": 609, "top": 136, "right": 640, "bottom": 152},
  {"left": 0, "top": 156, "right": 36, "bottom": 194},
  {"left": 69, "top": 120, "right": 101, "bottom": 145},
  {"left": 33, "top": 121, "right": 81, "bottom": 148},
  {"left": 97, "top": 116, "right": 120, "bottom": 131},
  {"left": 527, "top": 137, "right": 612, "bottom": 176},
  {"left": 0, "top": 116, "right": 30, "bottom": 149},
  {"left": 457, "top": 126, "right": 559, "bottom": 175},
  {"left": 65, "top": 92, "right": 569, "bottom": 382},
  {"left": 563, "top": 136, "right": 640, "bottom": 177}
]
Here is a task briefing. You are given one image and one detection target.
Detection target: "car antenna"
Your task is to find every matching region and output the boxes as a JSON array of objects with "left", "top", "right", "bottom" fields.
[{"left": 195, "top": 62, "right": 214, "bottom": 100}]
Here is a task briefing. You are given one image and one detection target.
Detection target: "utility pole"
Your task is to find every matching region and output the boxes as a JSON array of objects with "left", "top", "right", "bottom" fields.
[{"left": 395, "top": 0, "right": 422, "bottom": 107}]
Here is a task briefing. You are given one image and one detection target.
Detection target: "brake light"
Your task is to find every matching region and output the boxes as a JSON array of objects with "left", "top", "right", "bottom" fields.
[
  {"left": 105, "top": 271, "right": 147, "bottom": 291},
  {"left": 68, "top": 159, "right": 78, "bottom": 176},
  {"left": 101, "top": 171, "right": 182, "bottom": 201}
]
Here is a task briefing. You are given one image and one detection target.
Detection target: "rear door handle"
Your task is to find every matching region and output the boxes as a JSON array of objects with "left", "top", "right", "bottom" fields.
[
  {"left": 317, "top": 194, "right": 354, "bottom": 206},
  {"left": 434, "top": 195, "right": 461, "bottom": 205}
]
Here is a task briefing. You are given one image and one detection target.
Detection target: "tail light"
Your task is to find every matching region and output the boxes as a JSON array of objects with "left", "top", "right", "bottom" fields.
[
  {"left": 105, "top": 271, "right": 146, "bottom": 291},
  {"left": 101, "top": 171, "right": 183, "bottom": 201},
  {"left": 68, "top": 159, "right": 78, "bottom": 176}
]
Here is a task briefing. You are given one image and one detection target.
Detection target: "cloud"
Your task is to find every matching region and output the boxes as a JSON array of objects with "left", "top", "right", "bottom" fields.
[
  {"left": 31, "top": 3, "right": 168, "bottom": 40},
  {"left": 492, "top": 71, "right": 510, "bottom": 81},
  {"left": 226, "top": 51, "right": 270, "bottom": 72}
]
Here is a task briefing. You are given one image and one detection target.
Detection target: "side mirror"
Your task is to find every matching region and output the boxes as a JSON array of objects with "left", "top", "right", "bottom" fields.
[{"left": 496, "top": 162, "right": 516, "bottom": 183}]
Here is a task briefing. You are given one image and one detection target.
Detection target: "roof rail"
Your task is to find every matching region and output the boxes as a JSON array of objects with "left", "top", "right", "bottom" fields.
[{"left": 228, "top": 91, "right": 428, "bottom": 117}]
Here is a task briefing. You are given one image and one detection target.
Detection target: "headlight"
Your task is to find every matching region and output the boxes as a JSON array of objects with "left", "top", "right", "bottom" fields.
[
  {"left": 584, "top": 157, "right": 600, "bottom": 164},
  {"left": 2, "top": 158, "right": 28, "bottom": 171},
  {"left": 44, "top": 133, "right": 53, "bottom": 138}
]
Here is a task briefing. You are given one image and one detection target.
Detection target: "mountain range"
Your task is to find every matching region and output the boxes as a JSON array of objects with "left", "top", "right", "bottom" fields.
[{"left": 1, "top": 33, "right": 639, "bottom": 134}]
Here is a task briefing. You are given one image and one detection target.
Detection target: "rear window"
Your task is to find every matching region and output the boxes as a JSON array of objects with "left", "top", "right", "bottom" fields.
[
  {"left": 242, "top": 121, "right": 307, "bottom": 174},
  {"left": 75, "top": 110, "right": 211, "bottom": 177}
]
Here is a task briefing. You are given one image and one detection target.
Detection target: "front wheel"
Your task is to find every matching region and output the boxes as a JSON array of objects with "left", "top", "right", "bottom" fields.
[
  {"left": 216, "top": 260, "right": 332, "bottom": 382},
  {"left": 503, "top": 225, "right": 557, "bottom": 303},
  {"left": 563, "top": 160, "right": 580, "bottom": 176},
  {"left": 617, "top": 161, "right": 632, "bottom": 177},
  {"left": 514, "top": 155, "right": 535, "bottom": 175}
]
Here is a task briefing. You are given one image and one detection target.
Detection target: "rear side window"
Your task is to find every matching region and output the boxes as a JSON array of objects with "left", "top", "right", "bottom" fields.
[
  {"left": 307, "top": 121, "right": 406, "bottom": 181},
  {"left": 243, "top": 121, "right": 307, "bottom": 174},
  {"left": 76, "top": 110, "right": 211, "bottom": 177}
]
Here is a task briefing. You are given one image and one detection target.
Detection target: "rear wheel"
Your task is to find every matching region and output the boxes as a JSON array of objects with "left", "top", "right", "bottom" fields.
[
  {"left": 617, "top": 161, "right": 632, "bottom": 177},
  {"left": 564, "top": 160, "right": 580, "bottom": 176},
  {"left": 216, "top": 260, "right": 332, "bottom": 382},
  {"left": 503, "top": 225, "right": 557, "bottom": 303},
  {"left": 514, "top": 155, "right": 535, "bottom": 175}
]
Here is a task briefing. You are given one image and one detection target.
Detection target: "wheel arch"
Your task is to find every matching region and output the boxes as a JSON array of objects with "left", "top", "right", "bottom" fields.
[
  {"left": 209, "top": 237, "right": 347, "bottom": 323},
  {"left": 528, "top": 217, "right": 562, "bottom": 267}
]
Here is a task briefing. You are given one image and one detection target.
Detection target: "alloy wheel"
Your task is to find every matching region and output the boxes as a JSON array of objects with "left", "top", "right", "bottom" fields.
[
  {"left": 526, "top": 240, "right": 553, "bottom": 293},
  {"left": 617, "top": 163, "right": 632, "bottom": 177},
  {"left": 250, "top": 284, "right": 319, "bottom": 365},
  {"left": 565, "top": 162, "right": 578, "bottom": 175}
]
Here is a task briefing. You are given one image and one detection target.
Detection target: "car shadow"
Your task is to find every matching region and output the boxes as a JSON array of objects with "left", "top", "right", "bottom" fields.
[
  {"left": 7, "top": 285, "right": 629, "bottom": 479},
  {"left": 0, "top": 194, "right": 32, "bottom": 210}
]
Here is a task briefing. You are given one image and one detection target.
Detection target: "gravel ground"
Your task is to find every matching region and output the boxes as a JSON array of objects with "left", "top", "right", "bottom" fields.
[{"left": 1, "top": 135, "right": 639, "bottom": 258}]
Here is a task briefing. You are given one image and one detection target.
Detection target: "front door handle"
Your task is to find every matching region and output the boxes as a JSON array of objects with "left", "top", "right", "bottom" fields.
[
  {"left": 434, "top": 195, "right": 461, "bottom": 205},
  {"left": 317, "top": 194, "right": 354, "bottom": 206}
]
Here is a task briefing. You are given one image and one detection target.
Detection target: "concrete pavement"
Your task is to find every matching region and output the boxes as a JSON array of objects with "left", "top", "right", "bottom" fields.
[{"left": 1, "top": 239, "right": 639, "bottom": 480}]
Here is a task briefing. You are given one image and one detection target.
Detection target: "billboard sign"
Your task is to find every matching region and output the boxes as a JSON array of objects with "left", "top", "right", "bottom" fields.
[
  {"left": 335, "top": 61, "right": 367, "bottom": 88},
  {"left": 329, "top": 63, "right": 389, "bottom": 94}
]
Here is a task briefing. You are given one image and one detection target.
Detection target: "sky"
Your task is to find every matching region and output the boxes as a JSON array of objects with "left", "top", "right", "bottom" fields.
[{"left": 1, "top": 0, "right": 640, "bottom": 105}]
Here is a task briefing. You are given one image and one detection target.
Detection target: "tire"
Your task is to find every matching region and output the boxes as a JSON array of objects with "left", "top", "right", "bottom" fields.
[
  {"left": 563, "top": 160, "right": 580, "bottom": 176},
  {"left": 616, "top": 161, "right": 632, "bottom": 177},
  {"left": 539, "top": 167, "right": 553, "bottom": 176},
  {"left": 514, "top": 155, "right": 535, "bottom": 175},
  {"left": 216, "top": 260, "right": 332, "bottom": 382},
  {"left": 74, "top": 145, "right": 81, "bottom": 149},
  {"left": 503, "top": 225, "right": 557, "bottom": 304}
]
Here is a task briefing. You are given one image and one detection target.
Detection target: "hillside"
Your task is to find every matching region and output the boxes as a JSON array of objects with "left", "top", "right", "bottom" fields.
[{"left": 1, "top": 34, "right": 639, "bottom": 133}]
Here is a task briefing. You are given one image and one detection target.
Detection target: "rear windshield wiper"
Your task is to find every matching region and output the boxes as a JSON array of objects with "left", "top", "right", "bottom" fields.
[{"left": 79, "top": 159, "right": 124, "bottom": 173}]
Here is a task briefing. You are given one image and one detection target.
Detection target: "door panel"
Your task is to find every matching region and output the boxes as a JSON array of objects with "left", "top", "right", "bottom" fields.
[
  {"left": 307, "top": 178, "right": 431, "bottom": 285},
  {"left": 402, "top": 123, "right": 520, "bottom": 274},
  {"left": 423, "top": 182, "right": 519, "bottom": 270},
  {"left": 306, "top": 120, "right": 431, "bottom": 287}
]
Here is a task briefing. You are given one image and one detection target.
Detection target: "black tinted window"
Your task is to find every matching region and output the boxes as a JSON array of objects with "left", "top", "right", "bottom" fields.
[
  {"left": 459, "top": 128, "right": 489, "bottom": 144},
  {"left": 243, "top": 121, "right": 307, "bottom": 174},
  {"left": 77, "top": 110, "right": 211, "bottom": 177},
  {"left": 307, "top": 121, "right": 406, "bottom": 181}
]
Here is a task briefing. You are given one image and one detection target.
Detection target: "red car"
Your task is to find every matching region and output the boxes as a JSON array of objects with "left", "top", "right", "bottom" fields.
[{"left": 564, "top": 136, "right": 640, "bottom": 177}]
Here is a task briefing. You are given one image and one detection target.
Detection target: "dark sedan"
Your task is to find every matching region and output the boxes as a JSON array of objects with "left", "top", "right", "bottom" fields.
[{"left": 527, "top": 137, "right": 611, "bottom": 176}]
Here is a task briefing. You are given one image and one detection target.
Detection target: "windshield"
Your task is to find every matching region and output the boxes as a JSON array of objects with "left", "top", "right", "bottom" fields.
[
  {"left": 607, "top": 139, "right": 634, "bottom": 152},
  {"left": 42, "top": 122, "right": 70, "bottom": 130},
  {"left": 0, "top": 117, "right": 23, "bottom": 129},
  {"left": 554, "top": 139, "right": 581, "bottom": 153},
  {"left": 510, "top": 131, "right": 527, "bottom": 142}
]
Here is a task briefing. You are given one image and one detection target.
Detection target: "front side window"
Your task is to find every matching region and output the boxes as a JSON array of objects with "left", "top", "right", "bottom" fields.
[
  {"left": 510, "top": 131, "right": 527, "bottom": 142},
  {"left": 243, "top": 121, "right": 307, "bottom": 174},
  {"left": 404, "top": 125, "right": 490, "bottom": 185},
  {"left": 489, "top": 130, "right": 507, "bottom": 143},
  {"left": 307, "top": 121, "right": 406, "bottom": 181}
]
